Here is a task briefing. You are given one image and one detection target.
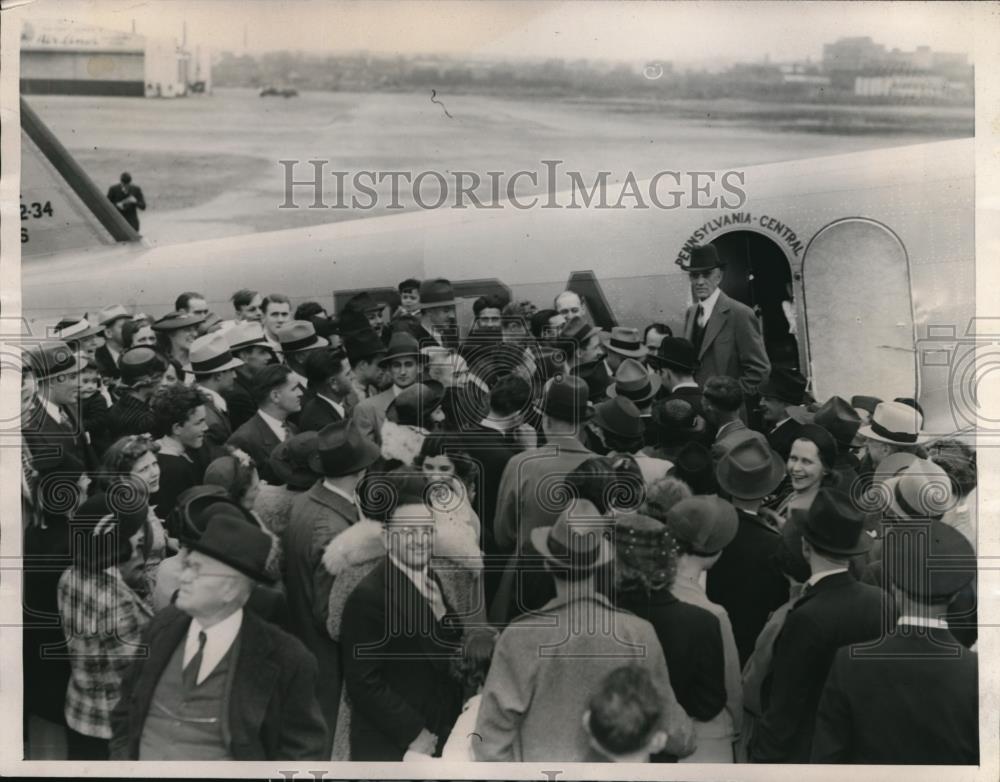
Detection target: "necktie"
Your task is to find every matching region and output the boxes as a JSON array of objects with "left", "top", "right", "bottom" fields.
[
  {"left": 183, "top": 630, "right": 207, "bottom": 690},
  {"left": 425, "top": 573, "right": 447, "bottom": 621},
  {"left": 281, "top": 421, "right": 291, "bottom": 442},
  {"left": 691, "top": 304, "right": 706, "bottom": 352}
]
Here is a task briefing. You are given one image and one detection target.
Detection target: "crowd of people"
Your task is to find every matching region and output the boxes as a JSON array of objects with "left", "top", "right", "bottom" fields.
[{"left": 20, "top": 243, "right": 979, "bottom": 764}]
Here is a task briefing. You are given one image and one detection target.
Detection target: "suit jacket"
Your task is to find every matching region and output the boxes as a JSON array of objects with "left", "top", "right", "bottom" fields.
[
  {"left": 223, "top": 367, "right": 258, "bottom": 431},
  {"left": 751, "top": 571, "right": 886, "bottom": 763},
  {"left": 94, "top": 343, "right": 121, "bottom": 379},
  {"left": 390, "top": 315, "right": 460, "bottom": 351},
  {"left": 109, "top": 606, "right": 327, "bottom": 760},
  {"left": 352, "top": 386, "right": 395, "bottom": 445},
  {"left": 767, "top": 418, "right": 803, "bottom": 461},
  {"left": 283, "top": 481, "right": 359, "bottom": 752},
  {"left": 711, "top": 419, "right": 768, "bottom": 462},
  {"left": 706, "top": 509, "right": 789, "bottom": 666},
  {"left": 341, "top": 557, "right": 463, "bottom": 760},
  {"left": 107, "top": 182, "right": 145, "bottom": 230},
  {"left": 684, "top": 291, "right": 770, "bottom": 396},
  {"left": 812, "top": 626, "right": 977, "bottom": 764},
  {"left": 227, "top": 413, "right": 295, "bottom": 484},
  {"left": 200, "top": 393, "right": 233, "bottom": 457},
  {"left": 298, "top": 393, "right": 345, "bottom": 433}
]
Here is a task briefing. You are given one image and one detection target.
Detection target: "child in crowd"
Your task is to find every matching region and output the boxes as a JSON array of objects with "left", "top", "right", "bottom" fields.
[{"left": 583, "top": 666, "right": 669, "bottom": 762}]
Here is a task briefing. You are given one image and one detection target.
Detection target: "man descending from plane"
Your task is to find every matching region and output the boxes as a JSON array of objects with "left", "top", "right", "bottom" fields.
[
  {"left": 682, "top": 244, "right": 770, "bottom": 403},
  {"left": 107, "top": 172, "right": 146, "bottom": 232}
]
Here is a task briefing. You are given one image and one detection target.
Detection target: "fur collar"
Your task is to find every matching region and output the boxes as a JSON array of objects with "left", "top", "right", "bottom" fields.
[{"left": 379, "top": 420, "right": 427, "bottom": 466}]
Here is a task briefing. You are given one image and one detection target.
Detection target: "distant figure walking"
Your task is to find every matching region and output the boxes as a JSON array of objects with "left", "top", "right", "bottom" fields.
[{"left": 108, "top": 172, "right": 146, "bottom": 232}]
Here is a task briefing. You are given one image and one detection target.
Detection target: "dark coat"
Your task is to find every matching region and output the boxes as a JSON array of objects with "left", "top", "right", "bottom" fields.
[
  {"left": 390, "top": 315, "right": 459, "bottom": 351},
  {"left": 105, "top": 392, "right": 156, "bottom": 445},
  {"left": 109, "top": 605, "right": 327, "bottom": 760},
  {"left": 198, "top": 392, "right": 233, "bottom": 457},
  {"left": 107, "top": 182, "right": 146, "bottom": 230},
  {"left": 340, "top": 557, "right": 463, "bottom": 760},
  {"left": 684, "top": 291, "right": 771, "bottom": 396},
  {"left": 227, "top": 413, "right": 296, "bottom": 485},
  {"left": 706, "top": 509, "right": 790, "bottom": 666},
  {"left": 658, "top": 383, "right": 706, "bottom": 418},
  {"left": 283, "top": 481, "right": 359, "bottom": 753},
  {"left": 751, "top": 571, "right": 886, "bottom": 763},
  {"left": 298, "top": 394, "right": 345, "bottom": 433},
  {"left": 617, "top": 589, "right": 726, "bottom": 723},
  {"left": 94, "top": 343, "right": 121, "bottom": 379},
  {"left": 223, "top": 366, "right": 258, "bottom": 431},
  {"left": 767, "top": 418, "right": 803, "bottom": 461},
  {"left": 811, "top": 626, "right": 978, "bottom": 764},
  {"left": 151, "top": 451, "right": 206, "bottom": 520}
]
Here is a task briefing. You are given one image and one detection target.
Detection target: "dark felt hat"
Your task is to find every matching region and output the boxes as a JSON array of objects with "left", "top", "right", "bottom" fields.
[
  {"left": 851, "top": 395, "right": 883, "bottom": 416},
  {"left": 419, "top": 278, "right": 457, "bottom": 310},
  {"left": 151, "top": 310, "right": 206, "bottom": 332},
  {"left": 808, "top": 395, "right": 863, "bottom": 449},
  {"left": 379, "top": 332, "right": 424, "bottom": 366},
  {"left": 344, "top": 291, "right": 383, "bottom": 314},
  {"left": 715, "top": 437, "right": 785, "bottom": 500},
  {"left": 648, "top": 337, "right": 698, "bottom": 373},
  {"left": 386, "top": 381, "right": 446, "bottom": 427},
  {"left": 25, "top": 340, "right": 85, "bottom": 381},
  {"left": 681, "top": 244, "right": 725, "bottom": 272},
  {"left": 801, "top": 488, "right": 870, "bottom": 556},
  {"left": 345, "top": 328, "right": 388, "bottom": 364},
  {"left": 887, "top": 519, "right": 975, "bottom": 600},
  {"left": 530, "top": 499, "right": 613, "bottom": 572},
  {"left": 593, "top": 396, "right": 644, "bottom": 440},
  {"left": 170, "top": 484, "right": 229, "bottom": 541},
  {"left": 309, "top": 419, "right": 380, "bottom": 478},
  {"left": 269, "top": 431, "right": 322, "bottom": 490},
  {"left": 670, "top": 441, "right": 717, "bottom": 495},
  {"left": 186, "top": 501, "right": 276, "bottom": 583},
  {"left": 758, "top": 367, "right": 808, "bottom": 406},
  {"left": 538, "top": 375, "right": 593, "bottom": 424}
]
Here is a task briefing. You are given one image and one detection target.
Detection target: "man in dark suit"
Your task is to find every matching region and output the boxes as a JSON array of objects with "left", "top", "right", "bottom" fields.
[
  {"left": 227, "top": 365, "right": 301, "bottom": 484},
  {"left": 650, "top": 337, "right": 703, "bottom": 412},
  {"left": 299, "top": 346, "right": 354, "bottom": 432},
  {"left": 190, "top": 331, "right": 243, "bottom": 457},
  {"left": 703, "top": 375, "right": 767, "bottom": 462},
  {"left": 284, "top": 420, "right": 380, "bottom": 754},
  {"left": 353, "top": 332, "right": 424, "bottom": 445},
  {"left": 341, "top": 472, "right": 464, "bottom": 760},
  {"left": 107, "top": 172, "right": 145, "bottom": 231},
  {"left": 709, "top": 438, "right": 790, "bottom": 665},
  {"left": 389, "top": 278, "right": 460, "bottom": 351},
  {"left": 751, "top": 489, "right": 886, "bottom": 763},
  {"left": 223, "top": 322, "right": 278, "bottom": 430},
  {"left": 110, "top": 504, "right": 327, "bottom": 760},
  {"left": 682, "top": 244, "right": 770, "bottom": 398},
  {"left": 811, "top": 520, "right": 977, "bottom": 764},
  {"left": 756, "top": 367, "right": 807, "bottom": 460}
]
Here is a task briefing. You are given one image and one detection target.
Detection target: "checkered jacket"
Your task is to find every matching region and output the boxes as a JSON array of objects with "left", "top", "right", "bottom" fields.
[{"left": 57, "top": 566, "right": 154, "bottom": 738}]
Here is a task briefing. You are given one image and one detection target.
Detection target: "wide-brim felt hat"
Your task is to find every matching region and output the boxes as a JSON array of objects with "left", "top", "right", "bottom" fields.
[
  {"left": 345, "top": 328, "right": 388, "bottom": 363},
  {"left": 593, "top": 395, "right": 644, "bottom": 439},
  {"left": 97, "top": 303, "right": 131, "bottom": 326},
  {"left": 269, "top": 431, "right": 322, "bottom": 490},
  {"left": 602, "top": 327, "right": 647, "bottom": 359},
  {"left": 607, "top": 358, "right": 661, "bottom": 404},
  {"left": 190, "top": 332, "right": 244, "bottom": 374},
  {"left": 386, "top": 380, "right": 446, "bottom": 426},
  {"left": 801, "top": 488, "right": 870, "bottom": 556},
  {"left": 858, "top": 400, "right": 931, "bottom": 445},
  {"left": 277, "top": 320, "right": 329, "bottom": 353},
  {"left": 758, "top": 367, "right": 808, "bottom": 406},
  {"left": 54, "top": 318, "right": 104, "bottom": 342},
  {"left": 344, "top": 291, "right": 382, "bottom": 314},
  {"left": 808, "top": 395, "right": 863, "bottom": 449},
  {"left": 308, "top": 419, "right": 381, "bottom": 477},
  {"left": 715, "top": 437, "right": 786, "bottom": 500},
  {"left": 185, "top": 502, "right": 276, "bottom": 583},
  {"left": 530, "top": 499, "right": 614, "bottom": 572},
  {"left": 171, "top": 485, "right": 229, "bottom": 541},
  {"left": 379, "top": 332, "right": 425, "bottom": 365},
  {"left": 25, "top": 340, "right": 86, "bottom": 381},
  {"left": 680, "top": 243, "right": 725, "bottom": 272},
  {"left": 152, "top": 310, "right": 207, "bottom": 332},
  {"left": 648, "top": 337, "right": 698, "bottom": 372},
  {"left": 887, "top": 519, "right": 975, "bottom": 600},
  {"left": 419, "top": 278, "right": 457, "bottom": 310}
]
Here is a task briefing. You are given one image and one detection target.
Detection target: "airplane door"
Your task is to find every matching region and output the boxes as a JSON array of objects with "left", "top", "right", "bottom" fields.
[{"left": 802, "top": 218, "right": 917, "bottom": 403}]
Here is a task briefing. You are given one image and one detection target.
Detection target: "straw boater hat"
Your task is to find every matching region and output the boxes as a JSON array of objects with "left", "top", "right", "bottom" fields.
[
  {"left": 858, "top": 400, "right": 930, "bottom": 445},
  {"left": 54, "top": 318, "right": 103, "bottom": 343},
  {"left": 25, "top": 340, "right": 85, "bottom": 381}
]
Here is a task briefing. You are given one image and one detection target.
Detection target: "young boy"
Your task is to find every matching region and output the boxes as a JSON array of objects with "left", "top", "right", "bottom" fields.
[
  {"left": 79, "top": 359, "right": 112, "bottom": 453},
  {"left": 583, "top": 666, "right": 669, "bottom": 762}
]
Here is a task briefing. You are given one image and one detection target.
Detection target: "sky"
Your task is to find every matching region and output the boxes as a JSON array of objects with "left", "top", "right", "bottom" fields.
[{"left": 15, "top": 0, "right": 979, "bottom": 65}]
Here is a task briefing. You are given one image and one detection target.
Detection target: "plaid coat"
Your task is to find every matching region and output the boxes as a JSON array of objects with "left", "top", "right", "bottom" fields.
[{"left": 58, "top": 566, "right": 153, "bottom": 738}]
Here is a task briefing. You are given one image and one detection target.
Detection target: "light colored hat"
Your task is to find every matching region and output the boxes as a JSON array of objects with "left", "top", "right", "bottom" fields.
[
  {"left": 276, "top": 320, "right": 328, "bottom": 353},
  {"left": 54, "top": 318, "right": 103, "bottom": 341},
  {"left": 858, "top": 401, "right": 929, "bottom": 445},
  {"left": 601, "top": 326, "right": 647, "bottom": 359},
  {"left": 226, "top": 321, "right": 272, "bottom": 353},
  {"left": 97, "top": 303, "right": 131, "bottom": 326},
  {"left": 190, "top": 331, "right": 243, "bottom": 374}
]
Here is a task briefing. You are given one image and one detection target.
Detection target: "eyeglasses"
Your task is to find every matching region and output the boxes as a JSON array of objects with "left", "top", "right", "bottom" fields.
[{"left": 180, "top": 557, "right": 241, "bottom": 580}]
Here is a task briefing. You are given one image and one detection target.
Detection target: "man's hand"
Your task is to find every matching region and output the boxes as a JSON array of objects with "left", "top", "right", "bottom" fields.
[{"left": 408, "top": 727, "right": 438, "bottom": 756}]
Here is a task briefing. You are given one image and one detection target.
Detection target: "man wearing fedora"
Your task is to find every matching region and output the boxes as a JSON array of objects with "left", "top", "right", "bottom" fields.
[
  {"left": 856, "top": 400, "right": 929, "bottom": 481},
  {"left": 110, "top": 505, "right": 327, "bottom": 760},
  {"left": 353, "top": 331, "right": 424, "bottom": 445},
  {"left": 607, "top": 357, "right": 661, "bottom": 424},
  {"left": 343, "top": 291, "right": 388, "bottom": 341},
  {"left": 223, "top": 322, "right": 278, "bottom": 430},
  {"left": 475, "top": 499, "right": 695, "bottom": 762},
  {"left": 703, "top": 375, "right": 768, "bottom": 462},
  {"left": 191, "top": 332, "right": 244, "bottom": 456},
  {"left": 757, "top": 367, "right": 808, "bottom": 461},
  {"left": 390, "top": 278, "right": 460, "bottom": 351},
  {"left": 105, "top": 348, "right": 168, "bottom": 445},
  {"left": 709, "top": 439, "right": 790, "bottom": 665},
  {"left": 94, "top": 304, "right": 132, "bottom": 379},
  {"left": 602, "top": 326, "right": 647, "bottom": 377},
  {"left": 299, "top": 347, "right": 354, "bottom": 431},
  {"left": 649, "top": 336, "right": 704, "bottom": 412},
  {"left": 560, "top": 315, "right": 610, "bottom": 403},
  {"left": 751, "top": 489, "right": 885, "bottom": 763},
  {"left": 284, "top": 419, "right": 380, "bottom": 753},
  {"left": 345, "top": 328, "right": 389, "bottom": 402},
  {"left": 682, "top": 244, "right": 770, "bottom": 399},
  {"left": 665, "top": 496, "right": 742, "bottom": 762},
  {"left": 277, "top": 320, "right": 329, "bottom": 379},
  {"left": 226, "top": 365, "right": 302, "bottom": 484},
  {"left": 493, "top": 375, "right": 596, "bottom": 555},
  {"left": 811, "top": 519, "right": 977, "bottom": 764}
]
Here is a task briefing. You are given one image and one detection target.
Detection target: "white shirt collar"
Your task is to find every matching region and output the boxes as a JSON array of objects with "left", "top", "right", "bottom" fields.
[
  {"left": 479, "top": 416, "right": 509, "bottom": 434},
  {"left": 388, "top": 552, "right": 445, "bottom": 620},
  {"left": 322, "top": 479, "right": 356, "bottom": 506},
  {"left": 770, "top": 416, "right": 791, "bottom": 433},
  {"left": 671, "top": 380, "right": 699, "bottom": 391},
  {"left": 257, "top": 409, "right": 288, "bottom": 442},
  {"left": 392, "top": 383, "right": 405, "bottom": 398},
  {"left": 696, "top": 287, "right": 722, "bottom": 324},
  {"left": 806, "top": 567, "right": 848, "bottom": 588},
  {"left": 197, "top": 385, "right": 228, "bottom": 413},
  {"left": 184, "top": 608, "right": 243, "bottom": 685},
  {"left": 897, "top": 615, "right": 950, "bottom": 630},
  {"left": 40, "top": 397, "right": 62, "bottom": 425},
  {"left": 317, "top": 393, "right": 345, "bottom": 418},
  {"left": 107, "top": 343, "right": 121, "bottom": 363}
]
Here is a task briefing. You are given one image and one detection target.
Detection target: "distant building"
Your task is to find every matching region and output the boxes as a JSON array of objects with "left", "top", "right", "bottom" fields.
[
  {"left": 854, "top": 74, "right": 947, "bottom": 99},
  {"left": 20, "top": 19, "right": 205, "bottom": 98},
  {"left": 823, "top": 36, "right": 887, "bottom": 72}
]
